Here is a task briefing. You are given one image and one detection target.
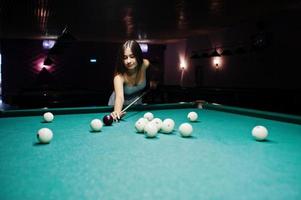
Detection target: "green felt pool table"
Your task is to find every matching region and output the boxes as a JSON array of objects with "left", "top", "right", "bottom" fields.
[{"left": 1, "top": 102, "right": 301, "bottom": 200}]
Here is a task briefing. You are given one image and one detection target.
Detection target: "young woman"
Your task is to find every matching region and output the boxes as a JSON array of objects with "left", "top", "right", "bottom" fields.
[{"left": 108, "top": 40, "right": 158, "bottom": 121}]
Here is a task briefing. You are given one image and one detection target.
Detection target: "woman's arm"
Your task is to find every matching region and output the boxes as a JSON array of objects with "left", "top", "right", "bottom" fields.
[{"left": 111, "top": 74, "right": 125, "bottom": 120}]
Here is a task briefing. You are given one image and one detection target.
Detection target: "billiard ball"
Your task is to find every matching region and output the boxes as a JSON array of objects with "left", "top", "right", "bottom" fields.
[
  {"left": 144, "top": 122, "right": 158, "bottom": 138},
  {"left": 135, "top": 118, "right": 147, "bottom": 133},
  {"left": 252, "top": 125, "right": 268, "bottom": 141},
  {"left": 43, "top": 112, "right": 54, "bottom": 122},
  {"left": 187, "top": 111, "right": 198, "bottom": 122},
  {"left": 37, "top": 128, "right": 53, "bottom": 144},
  {"left": 103, "top": 115, "right": 113, "bottom": 126},
  {"left": 179, "top": 123, "right": 193, "bottom": 137},
  {"left": 161, "top": 118, "right": 175, "bottom": 134},
  {"left": 90, "top": 119, "right": 103, "bottom": 132},
  {"left": 144, "top": 112, "right": 154, "bottom": 121},
  {"left": 138, "top": 117, "right": 148, "bottom": 124},
  {"left": 151, "top": 118, "right": 163, "bottom": 131}
]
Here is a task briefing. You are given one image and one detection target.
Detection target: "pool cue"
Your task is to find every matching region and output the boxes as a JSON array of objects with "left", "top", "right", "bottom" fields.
[{"left": 121, "top": 90, "right": 149, "bottom": 113}]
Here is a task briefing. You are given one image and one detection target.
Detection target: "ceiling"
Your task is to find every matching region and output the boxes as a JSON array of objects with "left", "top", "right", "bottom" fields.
[{"left": 1, "top": 0, "right": 301, "bottom": 43}]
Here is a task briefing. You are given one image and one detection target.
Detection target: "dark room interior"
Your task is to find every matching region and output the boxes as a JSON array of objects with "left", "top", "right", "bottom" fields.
[
  {"left": 1, "top": 1, "right": 301, "bottom": 200},
  {"left": 1, "top": 0, "right": 301, "bottom": 114}
]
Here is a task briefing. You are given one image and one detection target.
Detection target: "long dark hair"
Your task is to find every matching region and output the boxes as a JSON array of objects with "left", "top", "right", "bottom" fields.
[{"left": 114, "top": 40, "right": 143, "bottom": 76}]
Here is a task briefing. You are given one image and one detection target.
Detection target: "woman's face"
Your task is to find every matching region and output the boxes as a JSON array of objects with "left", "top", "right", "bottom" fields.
[{"left": 123, "top": 47, "right": 138, "bottom": 70}]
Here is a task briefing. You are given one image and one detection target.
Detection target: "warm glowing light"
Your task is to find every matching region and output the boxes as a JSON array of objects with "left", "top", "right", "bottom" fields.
[
  {"left": 39, "top": 61, "right": 52, "bottom": 71},
  {"left": 212, "top": 57, "right": 222, "bottom": 69},
  {"left": 179, "top": 55, "right": 187, "bottom": 70},
  {"left": 36, "top": 8, "right": 48, "bottom": 17},
  {"left": 33, "top": 57, "right": 53, "bottom": 73}
]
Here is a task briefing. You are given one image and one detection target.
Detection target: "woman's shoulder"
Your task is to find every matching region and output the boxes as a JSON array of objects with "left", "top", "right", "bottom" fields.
[
  {"left": 114, "top": 73, "right": 125, "bottom": 82},
  {"left": 142, "top": 59, "right": 150, "bottom": 69}
]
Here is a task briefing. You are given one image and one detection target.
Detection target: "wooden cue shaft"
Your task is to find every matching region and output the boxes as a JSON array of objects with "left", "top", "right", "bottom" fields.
[{"left": 121, "top": 91, "right": 148, "bottom": 112}]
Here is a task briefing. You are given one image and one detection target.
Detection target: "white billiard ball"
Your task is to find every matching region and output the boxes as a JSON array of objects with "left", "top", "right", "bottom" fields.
[
  {"left": 161, "top": 118, "right": 175, "bottom": 134},
  {"left": 151, "top": 118, "right": 163, "bottom": 131},
  {"left": 187, "top": 111, "right": 198, "bottom": 122},
  {"left": 90, "top": 119, "right": 103, "bottom": 132},
  {"left": 144, "top": 112, "right": 154, "bottom": 121},
  {"left": 43, "top": 112, "right": 54, "bottom": 122},
  {"left": 37, "top": 128, "right": 53, "bottom": 144},
  {"left": 179, "top": 123, "right": 193, "bottom": 137},
  {"left": 144, "top": 122, "right": 158, "bottom": 138},
  {"left": 138, "top": 117, "right": 149, "bottom": 124},
  {"left": 135, "top": 118, "right": 147, "bottom": 133},
  {"left": 252, "top": 125, "right": 268, "bottom": 141}
]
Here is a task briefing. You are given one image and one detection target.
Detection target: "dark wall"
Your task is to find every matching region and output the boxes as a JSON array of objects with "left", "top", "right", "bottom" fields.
[
  {"left": 1, "top": 40, "right": 115, "bottom": 88},
  {"left": 188, "top": 11, "right": 301, "bottom": 90},
  {"left": 180, "top": 11, "right": 301, "bottom": 115}
]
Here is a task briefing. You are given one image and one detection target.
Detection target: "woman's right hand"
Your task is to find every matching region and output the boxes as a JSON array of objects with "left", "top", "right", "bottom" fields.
[{"left": 110, "top": 111, "right": 126, "bottom": 121}]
